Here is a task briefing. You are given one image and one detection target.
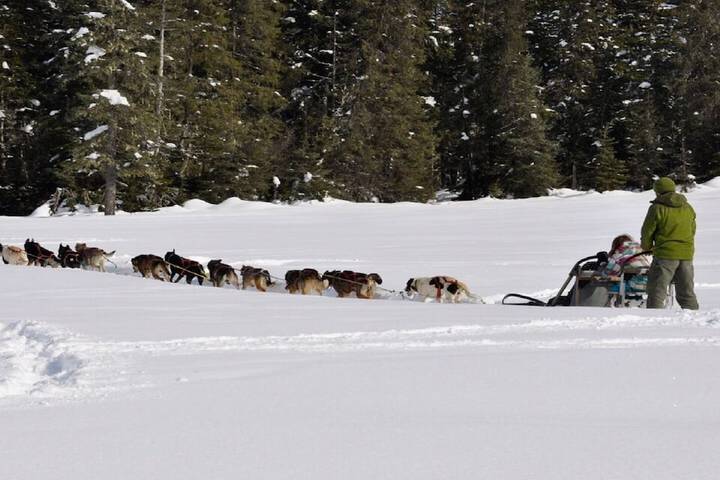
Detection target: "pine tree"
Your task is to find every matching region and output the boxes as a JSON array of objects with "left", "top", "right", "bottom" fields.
[
  {"left": 593, "top": 126, "right": 627, "bottom": 191},
  {"left": 56, "top": 0, "right": 165, "bottom": 215},
  {"left": 0, "top": 0, "right": 61, "bottom": 214},
  {"left": 490, "top": 0, "right": 558, "bottom": 198},
  {"left": 331, "top": 0, "right": 437, "bottom": 201},
  {"left": 530, "top": 0, "right": 622, "bottom": 190},
  {"left": 435, "top": 0, "right": 504, "bottom": 199},
  {"left": 673, "top": 0, "right": 720, "bottom": 182},
  {"left": 280, "top": 0, "right": 363, "bottom": 200},
  {"left": 227, "top": 0, "right": 289, "bottom": 201}
]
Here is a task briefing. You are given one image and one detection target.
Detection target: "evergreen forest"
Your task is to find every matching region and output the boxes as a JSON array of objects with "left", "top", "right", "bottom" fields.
[{"left": 0, "top": 0, "right": 718, "bottom": 214}]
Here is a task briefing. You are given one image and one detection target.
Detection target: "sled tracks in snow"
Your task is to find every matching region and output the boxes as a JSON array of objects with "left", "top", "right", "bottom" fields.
[{"left": 2, "top": 311, "right": 720, "bottom": 404}]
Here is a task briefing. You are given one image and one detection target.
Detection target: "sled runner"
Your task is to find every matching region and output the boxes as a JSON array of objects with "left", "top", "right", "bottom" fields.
[{"left": 502, "top": 251, "right": 664, "bottom": 308}]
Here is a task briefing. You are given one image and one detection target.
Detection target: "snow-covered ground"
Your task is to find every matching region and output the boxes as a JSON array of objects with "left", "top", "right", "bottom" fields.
[{"left": 2, "top": 184, "right": 720, "bottom": 479}]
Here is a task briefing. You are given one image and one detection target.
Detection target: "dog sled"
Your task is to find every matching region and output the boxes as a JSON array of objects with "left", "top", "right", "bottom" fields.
[{"left": 502, "top": 251, "right": 664, "bottom": 308}]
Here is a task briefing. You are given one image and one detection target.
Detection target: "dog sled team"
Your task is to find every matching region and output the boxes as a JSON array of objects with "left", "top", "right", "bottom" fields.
[
  {"left": 1, "top": 240, "right": 474, "bottom": 303},
  {"left": 0, "top": 179, "right": 700, "bottom": 309}
]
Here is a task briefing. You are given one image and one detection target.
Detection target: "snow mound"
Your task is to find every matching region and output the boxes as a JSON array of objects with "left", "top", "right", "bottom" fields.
[
  {"left": 702, "top": 177, "right": 720, "bottom": 189},
  {"left": 180, "top": 199, "right": 213, "bottom": 211},
  {"left": 163, "top": 197, "right": 280, "bottom": 214},
  {"left": 29, "top": 202, "right": 53, "bottom": 218},
  {"left": 547, "top": 188, "right": 598, "bottom": 198}
]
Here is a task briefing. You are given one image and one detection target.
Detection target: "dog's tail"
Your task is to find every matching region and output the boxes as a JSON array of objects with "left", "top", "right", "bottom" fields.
[
  {"left": 103, "top": 250, "right": 116, "bottom": 257},
  {"left": 103, "top": 255, "right": 118, "bottom": 269}
]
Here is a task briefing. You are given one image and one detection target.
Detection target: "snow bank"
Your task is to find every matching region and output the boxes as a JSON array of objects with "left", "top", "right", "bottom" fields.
[
  {"left": 29, "top": 202, "right": 53, "bottom": 218},
  {"left": 701, "top": 176, "right": 720, "bottom": 189}
]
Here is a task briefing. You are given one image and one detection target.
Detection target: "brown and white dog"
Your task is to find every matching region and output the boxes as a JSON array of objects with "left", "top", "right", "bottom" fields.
[
  {"left": 240, "top": 265, "right": 275, "bottom": 292},
  {"left": 75, "top": 243, "right": 115, "bottom": 272},
  {"left": 285, "top": 268, "right": 329, "bottom": 295},
  {"left": 0, "top": 243, "right": 29, "bottom": 266},
  {"left": 207, "top": 259, "right": 240, "bottom": 289},
  {"left": 405, "top": 276, "right": 472, "bottom": 303},
  {"left": 323, "top": 270, "right": 383, "bottom": 299},
  {"left": 24, "top": 239, "right": 61, "bottom": 267},
  {"left": 131, "top": 254, "right": 171, "bottom": 281}
]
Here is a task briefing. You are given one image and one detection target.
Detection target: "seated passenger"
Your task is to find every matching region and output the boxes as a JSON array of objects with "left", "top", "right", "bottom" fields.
[{"left": 601, "top": 234, "right": 651, "bottom": 290}]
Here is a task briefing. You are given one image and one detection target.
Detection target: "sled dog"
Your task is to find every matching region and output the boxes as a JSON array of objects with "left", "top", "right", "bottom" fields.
[
  {"left": 131, "top": 254, "right": 171, "bottom": 281},
  {"left": 75, "top": 243, "right": 115, "bottom": 272},
  {"left": 24, "top": 239, "right": 61, "bottom": 267},
  {"left": 285, "top": 268, "right": 329, "bottom": 295},
  {"left": 405, "top": 276, "right": 472, "bottom": 303},
  {"left": 58, "top": 244, "right": 82, "bottom": 269},
  {"left": 164, "top": 250, "right": 207, "bottom": 285},
  {"left": 0, "top": 243, "right": 29, "bottom": 266},
  {"left": 207, "top": 260, "right": 240, "bottom": 289},
  {"left": 323, "top": 270, "right": 383, "bottom": 299},
  {"left": 240, "top": 265, "right": 274, "bottom": 292}
]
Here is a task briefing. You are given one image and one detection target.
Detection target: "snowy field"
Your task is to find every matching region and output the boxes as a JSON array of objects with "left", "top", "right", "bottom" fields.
[{"left": 2, "top": 183, "right": 720, "bottom": 479}]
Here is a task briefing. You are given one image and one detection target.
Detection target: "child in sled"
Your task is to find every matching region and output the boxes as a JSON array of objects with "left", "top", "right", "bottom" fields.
[{"left": 598, "top": 234, "right": 651, "bottom": 291}]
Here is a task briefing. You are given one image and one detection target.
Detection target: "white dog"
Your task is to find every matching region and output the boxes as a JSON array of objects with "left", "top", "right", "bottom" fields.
[
  {"left": 0, "top": 243, "right": 29, "bottom": 266},
  {"left": 404, "top": 276, "right": 473, "bottom": 303}
]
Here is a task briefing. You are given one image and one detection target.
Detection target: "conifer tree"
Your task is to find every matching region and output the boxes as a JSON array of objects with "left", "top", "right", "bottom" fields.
[
  {"left": 58, "top": 0, "right": 164, "bottom": 214},
  {"left": 280, "top": 0, "right": 362, "bottom": 200},
  {"left": 593, "top": 126, "right": 627, "bottom": 192},
  {"left": 435, "top": 0, "right": 504, "bottom": 199},
  {"left": 0, "top": 0, "right": 60, "bottom": 214},
  {"left": 333, "top": 0, "right": 437, "bottom": 201},
  {"left": 530, "top": 0, "right": 621, "bottom": 190},
  {"left": 674, "top": 0, "right": 720, "bottom": 181},
  {"left": 490, "top": 0, "right": 558, "bottom": 198},
  {"left": 227, "top": 0, "right": 289, "bottom": 200}
]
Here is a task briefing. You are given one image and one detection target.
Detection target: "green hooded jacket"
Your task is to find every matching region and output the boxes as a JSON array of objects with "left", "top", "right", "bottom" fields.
[{"left": 641, "top": 191, "right": 696, "bottom": 260}]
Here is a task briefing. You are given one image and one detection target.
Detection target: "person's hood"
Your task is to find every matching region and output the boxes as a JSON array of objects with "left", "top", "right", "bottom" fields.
[{"left": 651, "top": 191, "right": 688, "bottom": 208}]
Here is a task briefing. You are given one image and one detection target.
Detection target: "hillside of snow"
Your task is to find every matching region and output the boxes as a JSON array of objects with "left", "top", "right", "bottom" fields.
[{"left": 2, "top": 183, "right": 720, "bottom": 479}]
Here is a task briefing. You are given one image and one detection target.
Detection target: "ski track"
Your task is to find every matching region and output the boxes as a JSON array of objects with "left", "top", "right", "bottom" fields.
[{"left": 2, "top": 309, "right": 720, "bottom": 404}]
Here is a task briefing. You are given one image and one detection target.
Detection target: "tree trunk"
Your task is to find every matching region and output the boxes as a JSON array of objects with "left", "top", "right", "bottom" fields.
[
  {"left": 156, "top": 0, "right": 166, "bottom": 118},
  {"left": 103, "top": 165, "right": 118, "bottom": 215},
  {"left": 571, "top": 160, "right": 577, "bottom": 190},
  {"left": 104, "top": 115, "right": 119, "bottom": 215}
]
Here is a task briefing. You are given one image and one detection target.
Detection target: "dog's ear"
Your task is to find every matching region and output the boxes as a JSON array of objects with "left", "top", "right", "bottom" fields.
[{"left": 405, "top": 278, "right": 414, "bottom": 292}]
